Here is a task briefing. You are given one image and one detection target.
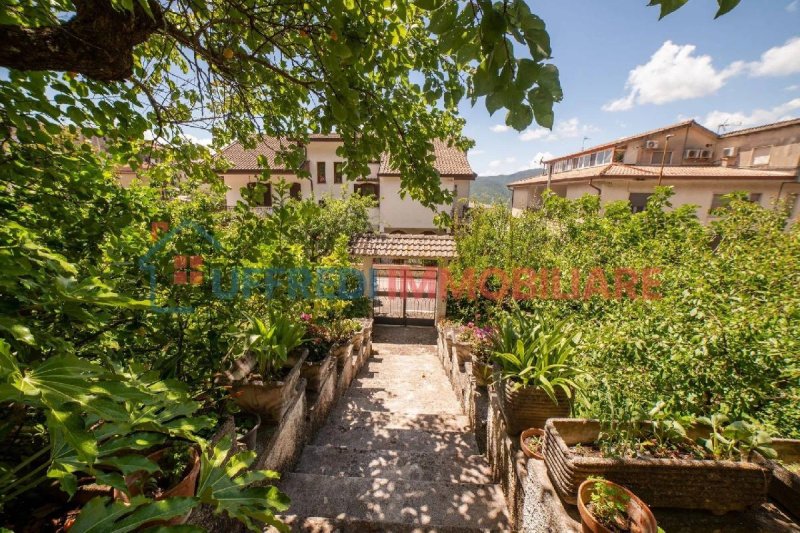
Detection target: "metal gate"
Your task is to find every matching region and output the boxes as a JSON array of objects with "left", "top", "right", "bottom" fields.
[{"left": 372, "top": 265, "right": 438, "bottom": 326}]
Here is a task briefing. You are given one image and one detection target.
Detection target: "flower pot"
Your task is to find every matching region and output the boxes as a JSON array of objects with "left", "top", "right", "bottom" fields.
[
  {"left": 300, "top": 353, "right": 335, "bottom": 393},
  {"left": 499, "top": 380, "right": 570, "bottom": 435},
  {"left": 351, "top": 329, "right": 364, "bottom": 352},
  {"left": 451, "top": 340, "right": 471, "bottom": 366},
  {"left": 543, "top": 418, "right": 770, "bottom": 513},
  {"left": 331, "top": 342, "right": 354, "bottom": 372},
  {"left": 471, "top": 360, "right": 492, "bottom": 387},
  {"left": 753, "top": 438, "right": 800, "bottom": 519},
  {"left": 229, "top": 351, "right": 306, "bottom": 421},
  {"left": 577, "top": 479, "right": 658, "bottom": 533},
  {"left": 520, "top": 428, "right": 546, "bottom": 460},
  {"left": 237, "top": 412, "right": 262, "bottom": 451}
]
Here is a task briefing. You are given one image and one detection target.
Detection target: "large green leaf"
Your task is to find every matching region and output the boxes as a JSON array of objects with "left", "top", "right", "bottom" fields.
[{"left": 70, "top": 496, "right": 199, "bottom": 533}]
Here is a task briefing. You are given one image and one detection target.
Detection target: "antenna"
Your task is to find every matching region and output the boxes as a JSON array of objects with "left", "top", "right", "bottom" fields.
[
  {"left": 717, "top": 119, "right": 743, "bottom": 134},
  {"left": 581, "top": 136, "right": 590, "bottom": 150}
]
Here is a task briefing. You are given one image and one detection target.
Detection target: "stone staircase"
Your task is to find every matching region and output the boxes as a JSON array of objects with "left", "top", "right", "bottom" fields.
[{"left": 276, "top": 328, "right": 511, "bottom": 532}]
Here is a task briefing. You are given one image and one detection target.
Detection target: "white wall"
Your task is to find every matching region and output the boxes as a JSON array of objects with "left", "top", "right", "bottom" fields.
[{"left": 378, "top": 176, "right": 453, "bottom": 232}]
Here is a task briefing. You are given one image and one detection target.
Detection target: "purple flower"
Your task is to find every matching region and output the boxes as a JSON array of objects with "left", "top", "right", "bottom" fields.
[{"left": 300, "top": 313, "right": 312, "bottom": 322}]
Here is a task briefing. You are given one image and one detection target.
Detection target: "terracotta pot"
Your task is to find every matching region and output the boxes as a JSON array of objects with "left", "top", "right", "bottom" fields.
[
  {"left": 520, "top": 428, "right": 545, "bottom": 460},
  {"left": 499, "top": 380, "right": 570, "bottom": 435},
  {"left": 544, "top": 418, "right": 770, "bottom": 513},
  {"left": 237, "top": 412, "right": 261, "bottom": 451},
  {"left": 577, "top": 479, "right": 658, "bottom": 533},
  {"left": 753, "top": 438, "right": 800, "bottom": 519},
  {"left": 229, "top": 351, "right": 306, "bottom": 421},
  {"left": 300, "top": 354, "right": 335, "bottom": 393}
]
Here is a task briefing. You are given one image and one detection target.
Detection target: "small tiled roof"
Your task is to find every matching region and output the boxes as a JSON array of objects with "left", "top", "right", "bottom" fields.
[
  {"left": 220, "top": 136, "right": 475, "bottom": 178},
  {"left": 378, "top": 139, "right": 476, "bottom": 178},
  {"left": 349, "top": 233, "right": 457, "bottom": 259},
  {"left": 719, "top": 118, "right": 800, "bottom": 138},
  {"left": 507, "top": 164, "right": 796, "bottom": 187}
]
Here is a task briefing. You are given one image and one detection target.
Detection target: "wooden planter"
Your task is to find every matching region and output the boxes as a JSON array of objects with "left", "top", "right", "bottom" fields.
[
  {"left": 499, "top": 380, "right": 570, "bottom": 435},
  {"left": 577, "top": 479, "right": 658, "bottom": 533},
  {"left": 300, "top": 354, "right": 335, "bottom": 393},
  {"left": 543, "top": 418, "right": 770, "bottom": 513},
  {"left": 228, "top": 350, "right": 307, "bottom": 422},
  {"left": 753, "top": 438, "right": 800, "bottom": 519},
  {"left": 331, "top": 342, "right": 354, "bottom": 372}
]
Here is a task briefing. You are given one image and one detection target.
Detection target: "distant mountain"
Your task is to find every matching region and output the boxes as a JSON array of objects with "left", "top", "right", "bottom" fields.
[{"left": 470, "top": 168, "right": 545, "bottom": 204}]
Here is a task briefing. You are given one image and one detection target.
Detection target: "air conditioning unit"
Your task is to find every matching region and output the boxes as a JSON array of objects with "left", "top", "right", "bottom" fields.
[
  {"left": 699, "top": 149, "right": 712, "bottom": 159},
  {"left": 722, "top": 147, "right": 737, "bottom": 157},
  {"left": 684, "top": 149, "right": 699, "bottom": 159},
  {"left": 645, "top": 140, "right": 659, "bottom": 150}
]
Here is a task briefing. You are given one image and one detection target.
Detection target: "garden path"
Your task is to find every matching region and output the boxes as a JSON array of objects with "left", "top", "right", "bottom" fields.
[{"left": 276, "top": 325, "right": 511, "bottom": 532}]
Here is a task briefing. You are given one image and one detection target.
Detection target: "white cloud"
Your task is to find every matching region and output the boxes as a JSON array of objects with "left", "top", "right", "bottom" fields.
[
  {"left": 703, "top": 98, "right": 800, "bottom": 130},
  {"left": 530, "top": 152, "right": 554, "bottom": 167},
  {"left": 787, "top": 84, "right": 800, "bottom": 91},
  {"left": 787, "top": 0, "right": 798, "bottom": 12},
  {"left": 181, "top": 133, "right": 213, "bottom": 146},
  {"left": 748, "top": 37, "right": 800, "bottom": 77},
  {"left": 490, "top": 124, "right": 511, "bottom": 133},
  {"left": 603, "top": 41, "right": 744, "bottom": 111},
  {"left": 519, "top": 118, "right": 597, "bottom": 142}
]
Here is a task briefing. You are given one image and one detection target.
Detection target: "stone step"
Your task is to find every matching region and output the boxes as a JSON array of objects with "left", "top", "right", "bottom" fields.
[
  {"left": 277, "top": 473, "right": 510, "bottom": 531},
  {"left": 312, "top": 421, "right": 480, "bottom": 456},
  {"left": 334, "top": 394, "right": 464, "bottom": 416},
  {"left": 321, "top": 410, "right": 471, "bottom": 433},
  {"left": 294, "top": 445, "right": 494, "bottom": 484},
  {"left": 277, "top": 515, "right": 510, "bottom": 532}
]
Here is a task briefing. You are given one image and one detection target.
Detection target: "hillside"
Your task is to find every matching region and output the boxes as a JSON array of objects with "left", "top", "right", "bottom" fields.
[{"left": 469, "top": 168, "right": 545, "bottom": 204}]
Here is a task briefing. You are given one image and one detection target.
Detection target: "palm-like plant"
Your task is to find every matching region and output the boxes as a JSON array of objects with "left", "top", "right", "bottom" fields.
[
  {"left": 491, "top": 311, "right": 583, "bottom": 403},
  {"left": 239, "top": 312, "right": 306, "bottom": 379}
]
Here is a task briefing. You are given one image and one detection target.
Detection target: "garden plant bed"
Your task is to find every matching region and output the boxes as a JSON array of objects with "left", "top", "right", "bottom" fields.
[
  {"left": 753, "top": 438, "right": 800, "bottom": 519},
  {"left": 227, "top": 350, "right": 308, "bottom": 422},
  {"left": 544, "top": 418, "right": 770, "bottom": 513},
  {"left": 499, "top": 380, "right": 570, "bottom": 435},
  {"left": 300, "top": 353, "right": 336, "bottom": 393}
]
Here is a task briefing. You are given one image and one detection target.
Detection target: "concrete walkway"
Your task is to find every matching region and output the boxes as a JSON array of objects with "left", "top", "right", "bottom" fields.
[{"left": 277, "top": 326, "right": 511, "bottom": 532}]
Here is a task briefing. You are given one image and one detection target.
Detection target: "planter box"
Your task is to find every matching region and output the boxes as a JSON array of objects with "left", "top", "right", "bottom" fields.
[
  {"left": 331, "top": 342, "right": 354, "bottom": 372},
  {"left": 300, "top": 354, "right": 335, "bottom": 393},
  {"left": 499, "top": 380, "right": 570, "bottom": 435},
  {"left": 753, "top": 438, "right": 800, "bottom": 519},
  {"left": 543, "top": 418, "right": 770, "bottom": 513},
  {"left": 227, "top": 350, "right": 307, "bottom": 422},
  {"left": 351, "top": 330, "right": 364, "bottom": 352},
  {"left": 305, "top": 361, "right": 338, "bottom": 442},
  {"left": 451, "top": 340, "right": 472, "bottom": 366}
]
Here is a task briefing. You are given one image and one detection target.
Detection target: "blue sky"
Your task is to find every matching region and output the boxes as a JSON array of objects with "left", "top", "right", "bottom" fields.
[{"left": 465, "top": 0, "right": 800, "bottom": 176}]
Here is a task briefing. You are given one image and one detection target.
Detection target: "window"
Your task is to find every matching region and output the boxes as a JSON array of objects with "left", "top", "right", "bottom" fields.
[
  {"left": 289, "top": 182, "right": 302, "bottom": 200},
  {"left": 333, "top": 162, "right": 343, "bottom": 184},
  {"left": 316, "top": 161, "right": 326, "bottom": 183},
  {"left": 629, "top": 193, "right": 653, "bottom": 214},
  {"left": 354, "top": 183, "right": 379, "bottom": 204},
  {"left": 650, "top": 151, "right": 673, "bottom": 165},
  {"left": 710, "top": 193, "right": 730, "bottom": 214},
  {"left": 752, "top": 146, "right": 771, "bottom": 166},
  {"left": 246, "top": 182, "right": 271, "bottom": 207}
]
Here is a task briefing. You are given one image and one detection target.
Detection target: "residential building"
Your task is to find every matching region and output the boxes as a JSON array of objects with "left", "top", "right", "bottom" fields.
[
  {"left": 219, "top": 135, "right": 475, "bottom": 234},
  {"left": 508, "top": 118, "right": 800, "bottom": 223}
]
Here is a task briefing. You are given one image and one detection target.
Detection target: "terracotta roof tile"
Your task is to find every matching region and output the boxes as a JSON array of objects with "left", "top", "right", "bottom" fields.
[
  {"left": 507, "top": 164, "right": 796, "bottom": 187},
  {"left": 220, "top": 136, "right": 475, "bottom": 178},
  {"left": 378, "top": 139, "right": 475, "bottom": 178},
  {"left": 349, "top": 233, "right": 456, "bottom": 259}
]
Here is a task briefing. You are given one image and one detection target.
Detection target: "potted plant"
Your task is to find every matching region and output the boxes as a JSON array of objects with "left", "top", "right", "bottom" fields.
[
  {"left": 224, "top": 312, "right": 307, "bottom": 421},
  {"left": 451, "top": 325, "right": 473, "bottom": 366},
  {"left": 752, "top": 437, "right": 800, "bottom": 519},
  {"left": 577, "top": 477, "right": 657, "bottom": 533},
  {"left": 490, "top": 311, "right": 583, "bottom": 435},
  {"left": 459, "top": 322, "right": 494, "bottom": 387},
  {"left": 327, "top": 318, "right": 357, "bottom": 371},
  {"left": 543, "top": 407, "right": 774, "bottom": 513},
  {"left": 521, "top": 428, "right": 545, "bottom": 460},
  {"left": 299, "top": 318, "right": 336, "bottom": 393}
]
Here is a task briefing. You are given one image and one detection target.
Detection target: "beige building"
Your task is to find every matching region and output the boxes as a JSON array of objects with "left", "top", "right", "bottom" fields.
[
  {"left": 508, "top": 118, "right": 800, "bottom": 223},
  {"left": 219, "top": 135, "right": 475, "bottom": 233}
]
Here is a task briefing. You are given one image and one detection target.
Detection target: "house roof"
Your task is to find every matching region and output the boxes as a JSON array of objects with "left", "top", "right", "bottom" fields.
[
  {"left": 543, "top": 120, "right": 716, "bottom": 164},
  {"left": 378, "top": 139, "right": 476, "bottom": 178},
  {"left": 349, "top": 233, "right": 457, "bottom": 259},
  {"left": 507, "top": 163, "right": 796, "bottom": 188},
  {"left": 718, "top": 118, "right": 800, "bottom": 138},
  {"left": 220, "top": 136, "right": 475, "bottom": 178}
]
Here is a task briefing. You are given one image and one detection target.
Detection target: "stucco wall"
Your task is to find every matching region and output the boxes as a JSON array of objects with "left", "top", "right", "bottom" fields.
[{"left": 720, "top": 125, "right": 800, "bottom": 170}]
